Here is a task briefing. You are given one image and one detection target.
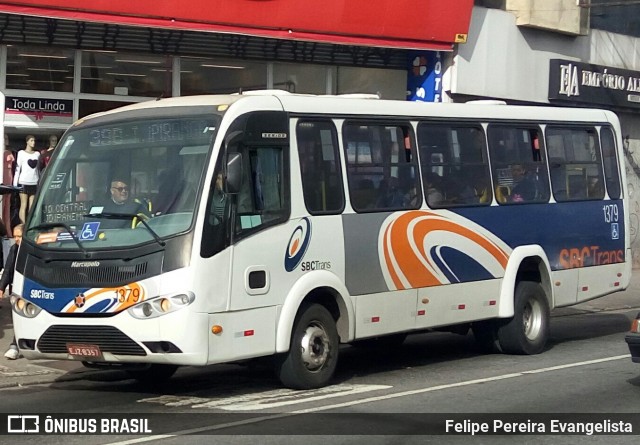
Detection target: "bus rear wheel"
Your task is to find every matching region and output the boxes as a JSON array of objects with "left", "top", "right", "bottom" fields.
[
  {"left": 276, "top": 303, "right": 339, "bottom": 389},
  {"left": 497, "top": 281, "right": 549, "bottom": 355}
]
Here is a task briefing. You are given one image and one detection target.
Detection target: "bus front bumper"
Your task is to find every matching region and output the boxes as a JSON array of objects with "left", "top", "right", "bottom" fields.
[{"left": 12, "top": 307, "right": 210, "bottom": 366}]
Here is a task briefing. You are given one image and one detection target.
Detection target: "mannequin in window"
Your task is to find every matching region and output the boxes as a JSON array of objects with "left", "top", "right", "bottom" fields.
[
  {"left": 40, "top": 134, "right": 58, "bottom": 172},
  {"left": 13, "top": 135, "right": 40, "bottom": 223}
]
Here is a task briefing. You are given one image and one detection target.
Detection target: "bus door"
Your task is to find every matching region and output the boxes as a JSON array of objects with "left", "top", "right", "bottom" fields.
[{"left": 203, "top": 112, "right": 292, "bottom": 358}]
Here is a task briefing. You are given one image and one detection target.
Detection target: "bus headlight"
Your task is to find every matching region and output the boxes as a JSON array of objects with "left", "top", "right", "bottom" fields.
[
  {"left": 142, "top": 302, "right": 153, "bottom": 317},
  {"left": 12, "top": 296, "right": 43, "bottom": 318},
  {"left": 128, "top": 292, "right": 195, "bottom": 319}
]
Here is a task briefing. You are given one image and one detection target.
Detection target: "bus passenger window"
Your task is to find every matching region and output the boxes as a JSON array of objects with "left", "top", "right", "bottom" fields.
[
  {"left": 546, "top": 126, "right": 604, "bottom": 202},
  {"left": 601, "top": 127, "right": 621, "bottom": 199},
  {"left": 343, "top": 122, "right": 420, "bottom": 213},
  {"left": 487, "top": 125, "right": 549, "bottom": 204},
  {"left": 417, "top": 123, "right": 491, "bottom": 208},
  {"left": 296, "top": 120, "right": 344, "bottom": 214}
]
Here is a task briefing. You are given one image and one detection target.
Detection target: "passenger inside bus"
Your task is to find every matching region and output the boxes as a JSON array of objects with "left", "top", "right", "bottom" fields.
[
  {"left": 509, "top": 163, "right": 538, "bottom": 202},
  {"left": 209, "top": 173, "right": 228, "bottom": 225},
  {"left": 445, "top": 169, "right": 478, "bottom": 204},
  {"left": 425, "top": 172, "right": 444, "bottom": 207},
  {"left": 474, "top": 174, "right": 491, "bottom": 203},
  {"left": 376, "top": 177, "right": 408, "bottom": 208}
]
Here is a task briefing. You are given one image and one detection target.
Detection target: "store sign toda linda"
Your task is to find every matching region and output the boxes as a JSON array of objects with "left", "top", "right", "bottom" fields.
[
  {"left": 5, "top": 96, "right": 73, "bottom": 122},
  {"left": 548, "top": 59, "right": 640, "bottom": 109}
]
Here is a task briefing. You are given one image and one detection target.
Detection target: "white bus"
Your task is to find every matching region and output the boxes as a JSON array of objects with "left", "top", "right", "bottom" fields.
[{"left": 11, "top": 91, "right": 630, "bottom": 389}]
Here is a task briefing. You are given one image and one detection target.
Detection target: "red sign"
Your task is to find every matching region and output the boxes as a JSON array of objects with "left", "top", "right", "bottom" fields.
[{"left": 0, "top": 0, "right": 473, "bottom": 50}]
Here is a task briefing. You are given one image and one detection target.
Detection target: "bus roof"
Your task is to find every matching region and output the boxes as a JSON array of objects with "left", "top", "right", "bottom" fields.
[{"left": 78, "top": 90, "right": 616, "bottom": 125}]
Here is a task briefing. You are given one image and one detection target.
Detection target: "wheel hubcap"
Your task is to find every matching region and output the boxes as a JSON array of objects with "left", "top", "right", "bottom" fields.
[
  {"left": 300, "top": 322, "right": 330, "bottom": 371},
  {"left": 523, "top": 299, "right": 543, "bottom": 341}
]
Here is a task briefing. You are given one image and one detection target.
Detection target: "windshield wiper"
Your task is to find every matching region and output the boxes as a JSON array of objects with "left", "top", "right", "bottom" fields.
[
  {"left": 28, "top": 222, "right": 89, "bottom": 257},
  {"left": 85, "top": 212, "right": 166, "bottom": 247}
]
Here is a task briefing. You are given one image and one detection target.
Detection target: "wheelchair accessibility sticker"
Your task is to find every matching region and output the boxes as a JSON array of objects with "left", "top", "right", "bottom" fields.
[{"left": 79, "top": 222, "right": 100, "bottom": 241}]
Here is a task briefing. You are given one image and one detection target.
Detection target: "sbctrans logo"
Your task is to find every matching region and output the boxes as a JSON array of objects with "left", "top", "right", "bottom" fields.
[
  {"left": 284, "top": 217, "right": 311, "bottom": 272},
  {"left": 7, "top": 415, "right": 40, "bottom": 433}
]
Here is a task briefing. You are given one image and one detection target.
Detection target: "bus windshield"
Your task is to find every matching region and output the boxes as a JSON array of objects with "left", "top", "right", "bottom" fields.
[{"left": 26, "top": 113, "right": 220, "bottom": 249}]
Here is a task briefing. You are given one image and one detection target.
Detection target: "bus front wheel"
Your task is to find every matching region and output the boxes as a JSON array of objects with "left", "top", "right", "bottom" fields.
[
  {"left": 276, "top": 303, "right": 339, "bottom": 389},
  {"left": 497, "top": 281, "right": 549, "bottom": 355}
]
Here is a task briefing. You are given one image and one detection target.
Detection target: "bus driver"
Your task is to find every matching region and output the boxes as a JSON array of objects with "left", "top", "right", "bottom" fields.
[{"left": 100, "top": 177, "right": 151, "bottom": 228}]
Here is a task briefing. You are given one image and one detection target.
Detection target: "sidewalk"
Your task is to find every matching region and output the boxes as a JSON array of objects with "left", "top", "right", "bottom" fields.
[{"left": 1, "top": 275, "right": 640, "bottom": 389}]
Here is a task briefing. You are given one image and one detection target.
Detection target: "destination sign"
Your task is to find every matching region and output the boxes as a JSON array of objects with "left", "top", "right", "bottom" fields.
[
  {"left": 42, "top": 201, "right": 92, "bottom": 223},
  {"left": 88, "top": 118, "right": 217, "bottom": 147}
]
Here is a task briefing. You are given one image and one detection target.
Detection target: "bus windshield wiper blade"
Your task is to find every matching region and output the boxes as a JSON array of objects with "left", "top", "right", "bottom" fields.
[
  {"left": 85, "top": 212, "right": 166, "bottom": 247},
  {"left": 27, "top": 222, "right": 89, "bottom": 257}
]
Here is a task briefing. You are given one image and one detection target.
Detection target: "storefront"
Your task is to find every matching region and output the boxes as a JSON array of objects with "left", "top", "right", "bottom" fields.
[{"left": 0, "top": 0, "right": 473, "bottom": 231}]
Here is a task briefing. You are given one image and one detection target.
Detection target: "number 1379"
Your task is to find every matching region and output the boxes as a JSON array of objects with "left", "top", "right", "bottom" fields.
[
  {"left": 115, "top": 288, "right": 140, "bottom": 303},
  {"left": 603, "top": 204, "right": 619, "bottom": 223}
]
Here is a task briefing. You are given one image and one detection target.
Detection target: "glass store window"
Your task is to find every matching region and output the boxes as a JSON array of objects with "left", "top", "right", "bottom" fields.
[
  {"left": 78, "top": 100, "right": 135, "bottom": 119},
  {"left": 337, "top": 66, "right": 406, "bottom": 100},
  {"left": 6, "top": 45, "right": 74, "bottom": 92},
  {"left": 81, "top": 50, "right": 172, "bottom": 97},
  {"left": 273, "top": 63, "right": 327, "bottom": 94},
  {"left": 180, "top": 57, "right": 267, "bottom": 95}
]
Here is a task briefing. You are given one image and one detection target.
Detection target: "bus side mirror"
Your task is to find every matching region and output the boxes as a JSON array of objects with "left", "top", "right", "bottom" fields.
[{"left": 225, "top": 152, "right": 242, "bottom": 194}]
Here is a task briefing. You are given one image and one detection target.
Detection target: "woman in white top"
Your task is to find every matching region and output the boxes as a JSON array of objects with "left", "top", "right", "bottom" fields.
[{"left": 13, "top": 134, "right": 40, "bottom": 224}]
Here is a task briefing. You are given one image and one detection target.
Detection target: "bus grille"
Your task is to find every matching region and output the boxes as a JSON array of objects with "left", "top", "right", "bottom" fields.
[
  {"left": 31, "top": 262, "right": 148, "bottom": 287},
  {"left": 37, "top": 325, "right": 147, "bottom": 356}
]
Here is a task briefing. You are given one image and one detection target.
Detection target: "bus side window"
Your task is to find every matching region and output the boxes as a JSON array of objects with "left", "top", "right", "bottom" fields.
[
  {"left": 487, "top": 125, "right": 549, "bottom": 204},
  {"left": 343, "top": 122, "right": 420, "bottom": 213},
  {"left": 296, "top": 120, "right": 344, "bottom": 214},
  {"left": 601, "top": 127, "right": 621, "bottom": 199},
  {"left": 236, "top": 146, "right": 289, "bottom": 232},
  {"left": 546, "top": 126, "right": 604, "bottom": 202},
  {"left": 417, "top": 123, "right": 490, "bottom": 207}
]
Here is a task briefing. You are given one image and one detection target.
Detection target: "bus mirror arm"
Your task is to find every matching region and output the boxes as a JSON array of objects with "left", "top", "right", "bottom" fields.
[
  {"left": 225, "top": 152, "right": 243, "bottom": 194},
  {"left": 28, "top": 222, "right": 89, "bottom": 258}
]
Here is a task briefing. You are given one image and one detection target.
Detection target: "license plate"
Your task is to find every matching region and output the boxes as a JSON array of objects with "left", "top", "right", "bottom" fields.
[{"left": 66, "top": 343, "right": 102, "bottom": 358}]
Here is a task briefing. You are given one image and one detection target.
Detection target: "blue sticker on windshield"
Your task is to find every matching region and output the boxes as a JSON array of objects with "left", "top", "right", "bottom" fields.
[{"left": 79, "top": 222, "right": 100, "bottom": 241}]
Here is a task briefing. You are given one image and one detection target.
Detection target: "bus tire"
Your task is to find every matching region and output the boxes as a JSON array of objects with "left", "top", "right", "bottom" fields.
[
  {"left": 276, "top": 303, "right": 339, "bottom": 389},
  {"left": 126, "top": 364, "right": 179, "bottom": 384},
  {"left": 497, "top": 281, "right": 549, "bottom": 355}
]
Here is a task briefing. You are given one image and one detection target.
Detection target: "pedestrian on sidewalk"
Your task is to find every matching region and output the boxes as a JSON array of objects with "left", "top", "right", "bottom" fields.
[{"left": 1, "top": 223, "right": 23, "bottom": 360}]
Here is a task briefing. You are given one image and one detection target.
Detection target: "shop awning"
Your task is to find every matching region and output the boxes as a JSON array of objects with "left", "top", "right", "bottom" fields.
[{"left": 0, "top": 0, "right": 473, "bottom": 51}]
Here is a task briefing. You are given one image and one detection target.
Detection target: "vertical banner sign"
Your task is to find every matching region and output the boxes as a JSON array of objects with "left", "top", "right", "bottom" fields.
[{"left": 407, "top": 51, "right": 443, "bottom": 102}]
